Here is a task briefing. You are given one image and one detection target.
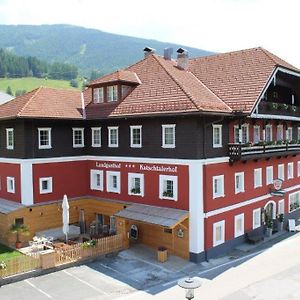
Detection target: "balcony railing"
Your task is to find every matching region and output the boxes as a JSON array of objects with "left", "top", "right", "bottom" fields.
[
  {"left": 228, "top": 142, "right": 300, "bottom": 163},
  {"left": 258, "top": 101, "right": 300, "bottom": 116}
]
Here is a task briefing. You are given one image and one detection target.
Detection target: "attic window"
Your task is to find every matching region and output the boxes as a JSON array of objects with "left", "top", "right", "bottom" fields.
[
  {"left": 122, "top": 85, "right": 131, "bottom": 98},
  {"left": 93, "top": 88, "right": 104, "bottom": 103},
  {"left": 107, "top": 85, "right": 118, "bottom": 102}
]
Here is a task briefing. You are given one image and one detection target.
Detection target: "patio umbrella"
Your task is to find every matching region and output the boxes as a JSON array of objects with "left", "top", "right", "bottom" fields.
[{"left": 62, "top": 194, "right": 70, "bottom": 243}]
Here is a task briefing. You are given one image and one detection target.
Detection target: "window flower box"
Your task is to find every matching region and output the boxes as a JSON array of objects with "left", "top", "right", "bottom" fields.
[
  {"left": 267, "top": 102, "right": 278, "bottom": 110},
  {"left": 278, "top": 103, "right": 289, "bottom": 110},
  {"left": 131, "top": 188, "right": 141, "bottom": 194},
  {"left": 163, "top": 191, "right": 174, "bottom": 198}
]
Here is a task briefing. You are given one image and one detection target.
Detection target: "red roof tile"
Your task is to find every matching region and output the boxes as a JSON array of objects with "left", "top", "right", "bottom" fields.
[{"left": 0, "top": 87, "right": 83, "bottom": 120}]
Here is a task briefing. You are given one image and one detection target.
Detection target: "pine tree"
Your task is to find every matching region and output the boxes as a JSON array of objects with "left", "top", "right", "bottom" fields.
[{"left": 6, "top": 86, "right": 13, "bottom": 95}]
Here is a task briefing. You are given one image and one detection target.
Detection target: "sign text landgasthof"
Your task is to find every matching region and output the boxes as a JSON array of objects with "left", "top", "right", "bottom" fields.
[{"left": 95, "top": 162, "right": 121, "bottom": 169}]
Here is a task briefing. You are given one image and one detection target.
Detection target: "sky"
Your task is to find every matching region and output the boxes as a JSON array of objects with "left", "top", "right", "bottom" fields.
[{"left": 0, "top": 0, "right": 299, "bottom": 66}]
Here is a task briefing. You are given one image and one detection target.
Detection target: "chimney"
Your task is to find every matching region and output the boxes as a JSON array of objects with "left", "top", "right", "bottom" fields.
[
  {"left": 143, "top": 47, "right": 156, "bottom": 58},
  {"left": 176, "top": 48, "right": 189, "bottom": 70},
  {"left": 164, "top": 47, "right": 173, "bottom": 60}
]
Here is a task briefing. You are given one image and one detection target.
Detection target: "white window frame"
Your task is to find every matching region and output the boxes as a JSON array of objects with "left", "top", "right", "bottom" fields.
[
  {"left": 6, "top": 128, "right": 14, "bottom": 150},
  {"left": 212, "top": 124, "right": 222, "bottom": 148},
  {"left": 241, "top": 124, "right": 249, "bottom": 143},
  {"left": 38, "top": 128, "right": 52, "bottom": 149},
  {"left": 265, "top": 124, "right": 273, "bottom": 142},
  {"left": 234, "top": 125, "right": 240, "bottom": 143},
  {"left": 288, "top": 162, "right": 294, "bottom": 179},
  {"left": 72, "top": 128, "right": 85, "bottom": 148},
  {"left": 253, "top": 125, "right": 260, "bottom": 144},
  {"left": 7, "top": 177, "right": 15, "bottom": 193},
  {"left": 91, "top": 127, "right": 102, "bottom": 147},
  {"left": 128, "top": 173, "right": 144, "bottom": 197},
  {"left": 162, "top": 124, "right": 176, "bottom": 148},
  {"left": 213, "top": 220, "right": 225, "bottom": 247},
  {"left": 278, "top": 164, "right": 285, "bottom": 181},
  {"left": 298, "top": 161, "right": 300, "bottom": 177},
  {"left": 90, "top": 169, "right": 104, "bottom": 191},
  {"left": 159, "top": 175, "right": 178, "bottom": 201},
  {"left": 213, "top": 175, "right": 225, "bottom": 199},
  {"left": 298, "top": 127, "right": 300, "bottom": 140},
  {"left": 276, "top": 125, "right": 284, "bottom": 141},
  {"left": 106, "top": 171, "right": 121, "bottom": 194},
  {"left": 278, "top": 199, "right": 285, "bottom": 215},
  {"left": 235, "top": 172, "right": 244, "bottom": 194},
  {"left": 39, "top": 177, "right": 53, "bottom": 194},
  {"left": 287, "top": 127, "right": 293, "bottom": 141},
  {"left": 234, "top": 213, "right": 244, "bottom": 238},
  {"left": 289, "top": 191, "right": 300, "bottom": 212},
  {"left": 107, "top": 85, "right": 118, "bottom": 102},
  {"left": 130, "top": 126, "right": 142, "bottom": 148},
  {"left": 108, "top": 126, "right": 119, "bottom": 148},
  {"left": 266, "top": 166, "right": 273, "bottom": 185},
  {"left": 93, "top": 87, "right": 104, "bottom": 103},
  {"left": 253, "top": 208, "right": 261, "bottom": 229},
  {"left": 254, "top": 168, "right": 262, "bottom": 188}
]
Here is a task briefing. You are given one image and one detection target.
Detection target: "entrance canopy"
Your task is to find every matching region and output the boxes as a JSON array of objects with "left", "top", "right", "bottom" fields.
[{"left": 115, "top": 204, "right": 188, "bottom": 228}]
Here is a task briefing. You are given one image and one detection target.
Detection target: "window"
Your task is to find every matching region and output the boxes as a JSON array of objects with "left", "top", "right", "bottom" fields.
[
  {"left": 15, "top": 218, "right": 24, "bottom": 226},
  {"left": 107, "top": 85, "right": 118, "bottom": 102},
  {"left": 254, "top": 168, "right": 262, "bottom": 188},
  {"left": 6, "top": 128, "right": 14, "bottom": 150},
  {"left": 265, "top": 125, "right": 272, "bottom": 142},
  {"left": 241, "top": 124, "right": 249, "bottom": 143},
  {"left": 213, "top": 175, "right": 224, "bottom": 199},
  {"left": 288, "top": 162, "right": 294, "bottom": 179},
  {"left": 72, "top": 128, "right": 84, "bottom": 148},
  {"left": 298, "top": 127, "right": 300, "bottom": 140},
  {"left": 122, "top": 85, "right": 131, "bottom": 98},
  {"left": 159, "top": 175, "right": 178, "bottom": 201},
  {"left": 278, "top": 199, "right": 285, "bottom": 215},
  {"left": 212, "top": 125, "right": 222, "bottom": 148},
  {"left": 289, "top": 191, "right": 300, "bottom": 212},
  {"left": 234, "top": 213, "right": 244, "bottom": 238},
  {"left": 130, "top": 126, "right": 142, "bottom": 148},
  {"left": 108, "top": 127, "right": 119, "bottom": 147},
  {"left": 39, "top": 177, "right": 52, "bottom": 194},
  {"left": 298, "top": 161, "right": 300, "bottom": 177},
  {"left": 278, "top": 164, "right": 285, "bottom": 181},
  {"left": 277, "top": 125, "right": 284, "bottom": 141},
  {"left": 106, "top": 171, "right": 121, "bottom": 193},
  {"left": 234, "top": 125, "right": 240, "bottom": 143},
  {"left": 90, "top": 169, "right": 103, "bottom": 191},
  {"left": 253, "top": 208, "right": 261, "bottom": 229},
  {"left": 266, "top": 166, "right": 273, "bottom": 185},
  {"left": 93, "top": 87, "right": 104, "bottom": 103},
  {"left": 38, "top": 128, "right": 52, "bottom": 149},
  {"left": 7, "top": 177, "right": 15, "bottom": 193},
  {"left": 287, "top": 127, "right": 293, "bottom": 142},
  {"left": 91, "top": 127, "right": 101, "bottom": 147},
  {"left": 235, "top": 172, "right": 244, "bottom": 194},
  {"left": 253, "top": 125, "right": 260, "bottom": 144},
  {"left": 213, "top": 220, "right": 225, "bottom": 247},
  {"left": 162, "top": 124, "right": 176, "bottom": 148},
  {"left": 128, "top": 173, "right": 144, "bottom": 196}
]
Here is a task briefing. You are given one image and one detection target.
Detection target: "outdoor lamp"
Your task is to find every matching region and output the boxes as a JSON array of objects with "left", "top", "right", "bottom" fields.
[{"left": 177, "top": 277, "right": 201, "bottom": 300}]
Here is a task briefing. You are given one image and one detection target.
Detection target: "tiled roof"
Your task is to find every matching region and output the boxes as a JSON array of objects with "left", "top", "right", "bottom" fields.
[
  {"left": 0, "top": 87, "right": 83, "bottom": 120},
  {"left": 85, "top": 54, "right": 232, "bottom": 119},
  {"left": 89, "top": 70, "right": 141, "bottom": 86},
  {"left": 189, "top": 47, "right": 299, "bottom": 113}
]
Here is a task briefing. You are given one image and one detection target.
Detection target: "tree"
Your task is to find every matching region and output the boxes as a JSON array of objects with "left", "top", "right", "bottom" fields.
[
  {"left": 70, "top": 79, "right": 78, "bottom": 88},
  {"left": 9, "top": 223, "right": 30, "bottom": 248},
  {"left": 6, "top": 86, "right": 13, "bottom": 95}
]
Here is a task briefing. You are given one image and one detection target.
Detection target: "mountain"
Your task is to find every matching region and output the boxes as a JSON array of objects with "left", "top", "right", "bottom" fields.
[{"left": 0, "top": 24, "right": 213, "bottom": 76}]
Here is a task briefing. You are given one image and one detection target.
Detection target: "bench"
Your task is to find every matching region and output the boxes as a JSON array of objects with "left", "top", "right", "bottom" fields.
[{"left": 246, "top": 227, "right": 264, "bottom": 244}]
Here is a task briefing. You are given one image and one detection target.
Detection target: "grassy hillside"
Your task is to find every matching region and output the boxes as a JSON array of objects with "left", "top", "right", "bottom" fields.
[
  {"left": 0, "top": 77, "right": 82, "bottom": 95},
  {"left": 0, "top": 24, "right": 214, "bottom": 76}
]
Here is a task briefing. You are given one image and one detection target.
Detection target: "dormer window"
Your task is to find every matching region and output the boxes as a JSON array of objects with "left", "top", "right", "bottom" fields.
[
  {"left": 93, "top": 88, "right": 104, "bottom": 103},
  {"left": 107, "top": 85, "right": 118, "bottom": 102}
]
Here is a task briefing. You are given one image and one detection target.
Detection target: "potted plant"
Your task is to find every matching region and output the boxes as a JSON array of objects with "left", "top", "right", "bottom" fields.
[
  {"left": 290, "top": 105, "right": 297, "bottom": 112},
  {"left": 267, "top": 102, "right": 278, "bottom": 110},
  {"left": 157, "top": 246, "right": 168, "bottom": 263},
  {"left": 266, "top": 219, "right": 273, "bottom": 237},
  {"left": 278, "top": 103, "right": 289, "bottom": 110},
  {"left": 9, "top": 223, "right": 30, "bottom": 249},
  {"left": 131, "top": 187, "right": 141, "bottom": 194},
  {"left": 277, "top": 214, "right": 284, "bottom": 231},
  {"left": 163, "top": 191, "right": 173, "bottom": 198}
]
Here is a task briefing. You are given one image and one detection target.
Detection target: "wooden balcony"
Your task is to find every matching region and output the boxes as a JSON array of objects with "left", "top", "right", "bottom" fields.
[
  {"left": 228, "top": 142, "right": 300, "bottom": 163},
  {"left": 258, "top": 101, "right": 300, "bottom": 117}
]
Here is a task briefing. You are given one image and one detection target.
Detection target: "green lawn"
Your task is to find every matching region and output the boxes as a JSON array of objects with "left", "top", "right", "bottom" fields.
[
  {"left": 0, "top": 243, "right": 22, "bottom": 260},
  {"left": 0, "top": 77, "right": 82, "bottom": 95}
]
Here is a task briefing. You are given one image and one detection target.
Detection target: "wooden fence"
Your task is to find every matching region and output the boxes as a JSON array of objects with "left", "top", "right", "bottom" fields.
[
  {"left": 55, "top": 234, "right": 124, "bottom": 266},
  {"left": 0, "top": 255, "right": 41, "bottom": 278}
]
